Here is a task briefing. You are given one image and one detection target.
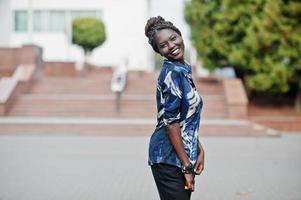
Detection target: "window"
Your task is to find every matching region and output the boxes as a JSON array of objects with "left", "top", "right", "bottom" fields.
[
  {"left": 14, "top": 9, "right": 102, "bottom": 33},
  {"left": 33, "top": 10, "right": 48, "bottom": 32},
  {"left": 71, "top": 10, "right": 97, "bottom": 19},
  {"left": 34, "top": 10, "right": 66, "bottom": 32},
  {"left": 15, "top": 10, "right": 28, "bottom": 32},
  {"left": 49, "top": 11, "right": 65, "bottom": 32}
]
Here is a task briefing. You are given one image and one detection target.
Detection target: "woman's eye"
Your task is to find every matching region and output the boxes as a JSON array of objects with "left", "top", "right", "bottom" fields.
[
  {"left": 171, "top": 36, "right": 177, "bottom": 41},
  {"left": 159, "top": 44, "right": 166, "bottom": 49}
]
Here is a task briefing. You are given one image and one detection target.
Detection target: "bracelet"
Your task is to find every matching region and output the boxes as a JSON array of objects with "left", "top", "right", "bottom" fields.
[{"left": 181, "top": 163, "right": 194, "bottom": 174}]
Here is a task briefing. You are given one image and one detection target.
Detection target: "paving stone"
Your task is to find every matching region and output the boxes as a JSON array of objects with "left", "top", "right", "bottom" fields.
[{"left": 0, "top": 134, "right": 300, "bottom": 200}]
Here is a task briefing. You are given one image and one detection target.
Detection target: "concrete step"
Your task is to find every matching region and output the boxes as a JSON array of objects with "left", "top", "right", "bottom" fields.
[
  {"left": 8, "top": 94, "right": 228, "bottom": 118},
  {"left": 249, "top": 116, "right": 301, "bottom": 132},
  {"left": 31, "top": 79, "right": 113, "bottom": 94},
  {"left": 196, "top": 80, "right": 224, "bottom": 95},
  {"left": 7, "top": 68, "right": 230, "bottom": 119},
  {"left": 31, "top": 73, "right": 157, "bottom": 94},
  {"left": 0, "top": 117, "right": 280, "bottom": 137}
]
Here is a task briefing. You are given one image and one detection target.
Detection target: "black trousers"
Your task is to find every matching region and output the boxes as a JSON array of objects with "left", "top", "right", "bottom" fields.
[{"left": 151, "top": 163, "right": 192, "bottom": 200}]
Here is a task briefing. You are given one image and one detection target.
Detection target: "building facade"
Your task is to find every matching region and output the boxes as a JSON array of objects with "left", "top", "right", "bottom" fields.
[{"left": 0, "top": 0, "right": 154, "bottom": 70}]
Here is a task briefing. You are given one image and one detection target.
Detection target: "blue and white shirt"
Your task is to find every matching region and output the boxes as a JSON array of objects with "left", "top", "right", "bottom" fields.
[{"left": 148, "top": 59, "right": 203, "bottom": 168}]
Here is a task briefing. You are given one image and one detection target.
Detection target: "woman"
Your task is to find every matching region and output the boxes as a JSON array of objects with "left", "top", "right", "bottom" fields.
[{"left": 145, "top": 16, "right": 205, "bottom": 200}]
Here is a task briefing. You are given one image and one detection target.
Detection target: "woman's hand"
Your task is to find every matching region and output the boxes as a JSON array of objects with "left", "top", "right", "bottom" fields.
[
  {"left": 194, "top": 145, "right": 205, "bottom": 175},
  {"left": 184, "top": 173, "right": 195, "bottom": 192}
]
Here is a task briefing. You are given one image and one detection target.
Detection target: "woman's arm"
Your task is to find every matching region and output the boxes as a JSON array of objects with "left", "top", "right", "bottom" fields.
[
  {"left": 166, "top": 122, "right": 195, "bottom": 191},
  {"left": 194, "top": 139, "right": 205, "bottom": 175},
  {"left": 166, "top": 123, "right": 190, "bottom": 167}
]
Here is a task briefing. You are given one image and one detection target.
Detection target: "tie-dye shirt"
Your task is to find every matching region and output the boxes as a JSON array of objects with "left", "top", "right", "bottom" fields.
[{"left": 148, "top": 59, "right": 203, "bottom": 168}]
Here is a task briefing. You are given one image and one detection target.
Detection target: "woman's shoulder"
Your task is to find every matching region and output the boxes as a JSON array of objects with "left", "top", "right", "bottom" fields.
[
  {"left": 157, "top": 61, "right": 183, "bottom": 86},
  {"left": 162, "top": 60, "right": 182, "bottom": 73}
]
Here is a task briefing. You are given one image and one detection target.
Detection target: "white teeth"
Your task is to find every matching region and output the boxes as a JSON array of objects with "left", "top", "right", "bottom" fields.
[{"left": 171, "top": 49, "right": 179, "bottom": 55}]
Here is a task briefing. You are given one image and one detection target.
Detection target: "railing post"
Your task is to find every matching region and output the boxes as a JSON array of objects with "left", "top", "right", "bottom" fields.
[{"left": 111, "top": 63, "right": 127, "bottom": 112}]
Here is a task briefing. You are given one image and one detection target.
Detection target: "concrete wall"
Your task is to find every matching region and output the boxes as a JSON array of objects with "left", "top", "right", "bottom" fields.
[
  {"left": 0, "top": 45, "right": 43, "bottom": 76},
  {"left": 0, "top": 48, "right": 19, "bottom": 76},
  {"left": 7, "top": 0, "right": 153, "bottom": 70},
  {"left": 0, "top": 0, "right": 12, "bottom": 47}
]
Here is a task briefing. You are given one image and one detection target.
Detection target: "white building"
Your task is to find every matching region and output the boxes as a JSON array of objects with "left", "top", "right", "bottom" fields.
[{"left": 0, "top": 0, "right": 154, "bottom": 70}]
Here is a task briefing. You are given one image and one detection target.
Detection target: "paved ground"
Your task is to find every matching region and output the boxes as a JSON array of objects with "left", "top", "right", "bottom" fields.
[
  {"left": 0, "top": 134, "right": 300, "bottom": 200},
  {"left": 0, "top": 117, "right": 280, "bottom": 137}
]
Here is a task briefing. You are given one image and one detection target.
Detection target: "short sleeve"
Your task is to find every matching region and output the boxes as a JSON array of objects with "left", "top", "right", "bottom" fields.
[{"left": 162, "top": 70, "right": 183, "bottom": 125}]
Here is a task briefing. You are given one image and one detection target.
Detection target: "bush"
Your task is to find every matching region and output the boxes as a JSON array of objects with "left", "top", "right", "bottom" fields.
[
  {"left": 72, "top": 17, "right": 106, "bottom": 55},
  {"left": 185, "top": 0, "right": 301, "bottom": 96}
]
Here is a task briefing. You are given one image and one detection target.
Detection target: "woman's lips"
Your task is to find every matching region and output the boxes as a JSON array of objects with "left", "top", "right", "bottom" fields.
[{"left": 170, "top": 48, "right": 180, "bottom": 56}]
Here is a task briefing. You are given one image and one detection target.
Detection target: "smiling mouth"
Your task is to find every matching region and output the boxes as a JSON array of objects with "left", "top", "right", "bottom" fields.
[{"left": 170, "top": 48, "right": 180, "bottom": 56}]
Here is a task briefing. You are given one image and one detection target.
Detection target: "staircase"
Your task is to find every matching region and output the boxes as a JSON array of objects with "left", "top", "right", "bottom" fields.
[
  {"left": 0, "top": 68, "right": 277, "bottom": 137},
  {"left": 7, "top": 70, "right": 156, "bottom": 118},
  {"left": 196, "top": 79, "right": 228, "bottom": 119}
]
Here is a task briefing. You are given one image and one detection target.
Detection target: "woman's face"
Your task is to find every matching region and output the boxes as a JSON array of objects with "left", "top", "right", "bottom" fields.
[{"left": 154, "top": 28, "right": 185, "bottom": 63}]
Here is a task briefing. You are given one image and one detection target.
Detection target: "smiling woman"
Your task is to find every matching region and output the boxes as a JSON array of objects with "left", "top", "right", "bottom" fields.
[
  {"left": 145, "top": 16, "right": 205, "bottom": 200},
  {"left": 155, "top": 28, "right": 185, "bottom": 63}
]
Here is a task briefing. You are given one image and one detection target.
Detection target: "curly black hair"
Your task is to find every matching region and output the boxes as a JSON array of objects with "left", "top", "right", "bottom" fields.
[{"left": 145, "top": 16, "right": 182, "bottom": 53}]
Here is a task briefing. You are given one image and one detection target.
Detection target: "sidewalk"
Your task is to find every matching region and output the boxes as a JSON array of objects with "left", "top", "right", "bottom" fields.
[
  {"left": 0, "top": 116, "right": 280, "bottom": 137},
  {"left": 0, "top": 134, "right": 300, "bottom": 200}
]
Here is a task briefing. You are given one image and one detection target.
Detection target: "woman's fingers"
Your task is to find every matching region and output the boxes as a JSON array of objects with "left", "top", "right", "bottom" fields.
[
  {"left": 185, "top": 181, "right": 194, "bottom": 191},
  {"left": 194, "top": 161, "right": 204, "bottom": 175},
  {"left": 184, "top": 173, "right": 195, "bottom": 191}
]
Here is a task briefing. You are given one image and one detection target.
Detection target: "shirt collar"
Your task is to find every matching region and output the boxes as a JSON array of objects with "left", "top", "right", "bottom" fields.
[{"left": 164, "top": 59, "right": 192, "bottom": 74}]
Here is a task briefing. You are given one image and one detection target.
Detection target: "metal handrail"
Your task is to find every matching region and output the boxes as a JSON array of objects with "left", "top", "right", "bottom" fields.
[{"left": 111, "top": 64, "right": 128, "bottom": 112}]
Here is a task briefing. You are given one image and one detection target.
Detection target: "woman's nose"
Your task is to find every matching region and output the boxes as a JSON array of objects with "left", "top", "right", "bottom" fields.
[{"left": 168, "top": 42, "right": 175, "bottom": 50}]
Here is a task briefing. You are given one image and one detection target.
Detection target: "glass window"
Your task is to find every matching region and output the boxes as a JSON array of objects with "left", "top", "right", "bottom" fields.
[
  {"left": 33, "top": 10, "right": 48, "bottom": 32},
  {"left": 49, "top": 11, "right": 65, "bottom": 32},
  {"left": 14, "top": 10, "right": 28, "bottom": 32},
  {"left": 71, "top": 10, "right": 97, "bottom": 19},
  {"left": 14, "top": 9, "right": 102, "bottom": 33}
]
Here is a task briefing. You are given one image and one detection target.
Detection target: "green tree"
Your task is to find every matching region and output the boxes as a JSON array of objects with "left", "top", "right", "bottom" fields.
[
  {"left": 185, "top": 0, "right": 301, "bottom": 107},
  {"left": 72, "top": 17, "right": 106, "bottom": 56}
]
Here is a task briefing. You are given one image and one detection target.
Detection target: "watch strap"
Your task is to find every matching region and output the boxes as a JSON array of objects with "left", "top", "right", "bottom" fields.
[{"left": 181, "top": 163, "right": 194, "bottom": 174}]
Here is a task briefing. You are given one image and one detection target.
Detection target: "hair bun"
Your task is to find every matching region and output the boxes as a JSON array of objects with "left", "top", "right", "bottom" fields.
[{"left": 145, "top": 16, "right": 166, "bottom": 38}]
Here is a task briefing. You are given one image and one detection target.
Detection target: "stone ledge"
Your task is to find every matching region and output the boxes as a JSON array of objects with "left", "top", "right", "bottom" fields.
[
  {"left": 0, "top": 64, "right": 36, "bottom": 115},
  {"left": 223, "top": 78, "right": 249, "bottom": 118},
  {"left": 43, "top": 61, "right": 77, "bottom": 76}
]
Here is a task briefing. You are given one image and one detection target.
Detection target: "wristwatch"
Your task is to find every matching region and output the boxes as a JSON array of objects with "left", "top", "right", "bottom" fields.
[{"left": 181, "top": 163, "right": 194, "bottom": 174}]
